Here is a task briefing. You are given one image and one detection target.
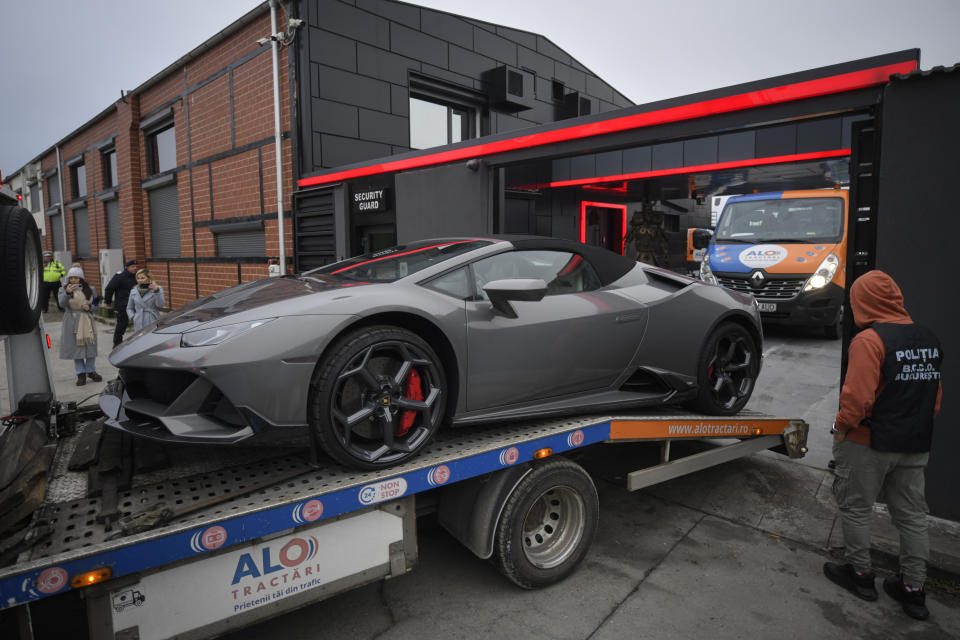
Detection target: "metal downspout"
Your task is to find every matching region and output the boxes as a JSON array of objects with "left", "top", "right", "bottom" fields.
[
  {"left": 269, "top": 0, "right": 286, "bottom": 275},
  {"left": 55, "top": 146, "right": 68, "bottom": 252}
]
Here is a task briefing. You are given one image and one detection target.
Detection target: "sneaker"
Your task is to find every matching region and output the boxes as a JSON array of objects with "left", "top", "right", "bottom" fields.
[
  {"left": 884, "top": 575, "right": 929, "bottom": 620},
  {"left": 88, "top": 372, "right": 103, "bottom": 382},
  {"left": 823, "top": 562, "right": 878, "bottom": 601},
  {"left": 76, "top": 374, "right": 87, "bottom": 386}
]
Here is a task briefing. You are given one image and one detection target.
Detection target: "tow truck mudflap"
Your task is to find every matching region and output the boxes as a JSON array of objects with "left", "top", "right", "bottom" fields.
[{"left": 83, "top": 498, "right": 416, "bottom": 640}]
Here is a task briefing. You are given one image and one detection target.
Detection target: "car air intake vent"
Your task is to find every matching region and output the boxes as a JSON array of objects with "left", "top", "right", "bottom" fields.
[
  {"left": 121, "top": 367, "right": 197, "bottom": 405},
  {"left": 620, "top": 368, "right": 670, "bottom": 394},
  {"left": 644, "top": 269, "right": 691, "bottom": 293},
  {"left": 716, "top": 275, "right": 805, "bottom": 299}
]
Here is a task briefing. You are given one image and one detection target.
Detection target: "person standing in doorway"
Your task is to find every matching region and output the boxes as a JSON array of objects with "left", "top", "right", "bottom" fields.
[
  {"left": 58, "top": 266, "right": 102, "bottom": 386},
  {"left": 823, "top": 270, "right": 943, "bottom": 621},
  {"left": 127, "top": 269, "right": 165, "bottom": 332},
  {"left": 42, "top": 251, "right": 66, "bottom": 312},
  {"left": 104, "top": 259, "right": 138, "bottom": 346}
]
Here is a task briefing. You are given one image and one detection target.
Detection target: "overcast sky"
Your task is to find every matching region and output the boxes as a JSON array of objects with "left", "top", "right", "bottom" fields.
[{"left": 2, "top": 0, "right": 959, "bottom": 177}]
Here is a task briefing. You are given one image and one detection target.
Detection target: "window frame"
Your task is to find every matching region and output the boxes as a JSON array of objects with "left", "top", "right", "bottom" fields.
[
  {"left": 70, "top": 162, "right": 87, "bottom": 199},
  {"left": 102, "top": 147, "right": 118, "bottom": 189},
  {"left": 407, "top": 75, "right": 484, "bottom": 151}
]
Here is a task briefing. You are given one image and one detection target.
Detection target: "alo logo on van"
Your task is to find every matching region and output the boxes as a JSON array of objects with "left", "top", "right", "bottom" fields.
[{"left": 739, "top": 245, "right": 787, "bottom": 268}]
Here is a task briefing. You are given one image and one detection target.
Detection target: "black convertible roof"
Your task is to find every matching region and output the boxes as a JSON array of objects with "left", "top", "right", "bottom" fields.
[{"left": 506, "top": 236, "right": 636, "bottom": 286}]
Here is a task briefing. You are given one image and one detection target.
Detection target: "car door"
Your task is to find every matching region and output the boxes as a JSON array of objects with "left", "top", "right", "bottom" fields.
[{"left": 465, "top": 249, "right": 647, "bottom": 411}]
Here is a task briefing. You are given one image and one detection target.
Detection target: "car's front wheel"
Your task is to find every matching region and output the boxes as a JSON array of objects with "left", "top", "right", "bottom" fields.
[
  {"left": 309, "top": 325, "right": 446, "bottom": 469},
  {"left": 689, "top": 321, "right": 758, "bottom": 415}
]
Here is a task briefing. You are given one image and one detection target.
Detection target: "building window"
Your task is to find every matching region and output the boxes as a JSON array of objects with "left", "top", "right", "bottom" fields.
[
  {"left": 73, "top": 206, "right": 91, "bottom": 257},
  {"left": 47, "top": 171, "right": 60, "bottom": 205},
  {"left": 71, "top": 162, "right": 87, "bottom": 199},
  {"left": 105, "top": 199, "right": 122, "bottom": 249},
  {"left": 29, "top": 182, "right": 40, "bottom": 212},
  {"left": 210, "top": 221, "right": 266, "bottom": 258},
  {"left": 103, "top": 148, "right": 118, "bottom": 188},
  {"left": 147, "top": 124, "right": 176, "bottom": 174},
  {"left": 148, "top": 183, "right": 180, "bottom": 257},
  {"left": 409, "top": 96, "right": 472, "bottom": 150},
  {"left": 49, "top": 211, "right": 64, "bottom": 251}
]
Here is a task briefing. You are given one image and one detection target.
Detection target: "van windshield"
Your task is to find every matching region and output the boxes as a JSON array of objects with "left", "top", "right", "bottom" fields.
[{"left": 714, "top": 197, "right": 844, "bottom": 244}]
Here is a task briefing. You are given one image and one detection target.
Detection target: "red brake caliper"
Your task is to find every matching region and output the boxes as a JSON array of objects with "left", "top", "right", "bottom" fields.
[{"left": 396, "top": 368, "right": 423, "bottom": 437}]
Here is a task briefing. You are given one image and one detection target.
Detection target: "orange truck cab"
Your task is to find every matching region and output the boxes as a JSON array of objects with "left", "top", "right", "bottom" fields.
[{"left": 698, "top": 189, "right": 847, "bottom": 338}]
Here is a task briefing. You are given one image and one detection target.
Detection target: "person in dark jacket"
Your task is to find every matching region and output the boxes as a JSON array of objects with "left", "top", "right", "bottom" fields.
[
  {"left": 104, "top": 260, "right": 138, "bottom": 347},
  {"left": 823, "top": 270, "right": 943, "bottom": 621}
]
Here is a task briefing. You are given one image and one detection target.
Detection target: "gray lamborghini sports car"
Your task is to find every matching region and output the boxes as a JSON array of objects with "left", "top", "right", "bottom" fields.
[{"left": 99, "top": 236, "right": 762, "bottom": 469}]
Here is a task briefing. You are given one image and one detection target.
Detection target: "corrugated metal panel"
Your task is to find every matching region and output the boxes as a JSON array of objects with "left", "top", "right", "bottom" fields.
[
  {"left": 294, "top": 190, "right": 336, "bottom": 271},
  {"left": 73, "top": 207, "right": 90, "bottom": 257},
  {"left": 216, "top": 229, "right": 265, "bottom": 257},
  {"left": 106, "top": 199, "right": 122, "bottom": 249},
  {"left": 149, "top": 184, "right": 180, "bottom": 257}
]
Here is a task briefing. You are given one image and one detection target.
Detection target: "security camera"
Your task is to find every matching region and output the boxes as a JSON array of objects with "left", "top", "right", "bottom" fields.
[
  {"left": 288, "top": 18, "right": 304, "bottom": 28},
  {"left": 256, "top": 36, "right": 272, "bottom": 46}
]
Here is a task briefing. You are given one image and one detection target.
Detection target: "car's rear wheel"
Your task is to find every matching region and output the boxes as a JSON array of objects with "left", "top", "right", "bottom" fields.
[
  {"left": 689, "top": 322, "right": 758, "bottom": 415},
  {"left": 0, "top": 205, "right": 43, "bottom": 335},
  {"left": 309, "top": 325, "right": 446, "bottom": 469}
]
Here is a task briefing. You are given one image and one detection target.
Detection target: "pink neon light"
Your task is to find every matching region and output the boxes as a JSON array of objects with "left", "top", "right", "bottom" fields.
[
  {"left": 551, "top": 149, "right": 851, "bottom": 188},
  {"left": 579, "top": 202, "right": 628, "bottom": 254},
  {"left": 298, "top": 61, "right": 915, "bottom": 189}
]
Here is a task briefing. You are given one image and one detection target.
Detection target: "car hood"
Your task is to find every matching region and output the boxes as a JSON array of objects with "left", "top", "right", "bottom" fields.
[
  {"left": 156, "top": 275, "right": 372, "bottom": 331},
  {"left": 707, "top": 242, "right": 840, "bottom": 274}
]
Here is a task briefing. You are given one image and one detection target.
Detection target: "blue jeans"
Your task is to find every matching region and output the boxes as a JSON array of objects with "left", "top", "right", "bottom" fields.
[{"left": 74, "top": 358, "right": 97, "bottom": 375}]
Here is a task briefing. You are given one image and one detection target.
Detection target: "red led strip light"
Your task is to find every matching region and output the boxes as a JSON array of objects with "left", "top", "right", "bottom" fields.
[
  {"left": 299, "top": 60, "right": 915, "bottom": 188},
  {"left": 579, "top": 202, "right": 628, "bottom": 254},
  {"left": 552, "top": 149, "right": 851, "bottom": 188}
]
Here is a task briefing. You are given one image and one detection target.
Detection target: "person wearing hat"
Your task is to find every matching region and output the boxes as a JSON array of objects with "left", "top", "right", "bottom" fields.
[
  {"left": 104, "top": 259, "right": 139, "bottom": 347},
  {"left": 57, "top": 266, "right": 102, "bottom": 386},
  {"left": 42, "top": 251, "right": 67, "bottom": 312}
]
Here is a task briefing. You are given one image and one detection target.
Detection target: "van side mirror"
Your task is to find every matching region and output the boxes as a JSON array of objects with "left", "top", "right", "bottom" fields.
[
  {"left": 691, "top": 228, "right": 713, "bottom": 250},
  {"left": 483, "top": 278, "right": 547, "bottom": 318}
]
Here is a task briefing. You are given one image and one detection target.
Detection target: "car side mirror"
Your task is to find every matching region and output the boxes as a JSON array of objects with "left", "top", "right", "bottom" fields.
[
  {"left": 483, "top": 278, "right": 547, "bottom": 318},
  {"left": 691, "top": 228, "right": 713, "bottom": 250}
]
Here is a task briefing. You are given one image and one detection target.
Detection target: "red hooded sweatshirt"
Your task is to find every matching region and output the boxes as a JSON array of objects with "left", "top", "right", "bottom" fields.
[{"left": 835, "top": 270, "right": 942, "bottom": 445}]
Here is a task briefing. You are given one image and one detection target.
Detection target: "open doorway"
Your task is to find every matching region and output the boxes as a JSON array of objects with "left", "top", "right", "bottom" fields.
[{"left": 579, "top": 202, "right": 627, "bottom": 254}]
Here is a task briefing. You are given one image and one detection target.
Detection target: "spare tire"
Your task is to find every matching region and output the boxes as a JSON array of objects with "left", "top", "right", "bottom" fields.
[{"left": 0, "top": 205, "right": 43, "bottom": 335}]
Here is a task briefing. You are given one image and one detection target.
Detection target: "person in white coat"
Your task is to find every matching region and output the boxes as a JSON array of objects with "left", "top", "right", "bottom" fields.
[
  {"left": 127, "top": 269, "right": 166, "bottom": 332},
  {"left": 58, "top": 266, "right": 103, "bottom": 386}
]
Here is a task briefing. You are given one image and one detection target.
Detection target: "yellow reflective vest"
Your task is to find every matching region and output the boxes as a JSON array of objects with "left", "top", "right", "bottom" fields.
[{"left": 43, "top": 261, "right": 66, "bottom": 283}]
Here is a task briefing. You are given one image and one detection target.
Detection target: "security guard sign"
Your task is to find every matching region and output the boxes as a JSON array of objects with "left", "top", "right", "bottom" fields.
[{"left": 351, "top": 187, "right": 389, "bottom": 213}]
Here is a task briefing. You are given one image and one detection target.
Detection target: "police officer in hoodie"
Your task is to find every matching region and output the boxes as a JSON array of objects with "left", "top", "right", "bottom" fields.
[
  {"left": 104, "top": 260, "right": 138, "bottom": 347},
  {"left": 823, "top": 270, "right": 943, "bottom": 621}
]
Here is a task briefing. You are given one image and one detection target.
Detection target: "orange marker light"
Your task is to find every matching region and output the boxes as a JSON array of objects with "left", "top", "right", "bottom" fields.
[
  {"left": 70, "top": 568, "right": 112, "bottom": 588},
  {"left": 46, "top": 334, "right": 52, "bottom": 349},
  {"left": 752, "top": 427, "right": 763, "bottom": 436},
  {"left": 533, "top": 448, "right": 553, "bottom": 459}
]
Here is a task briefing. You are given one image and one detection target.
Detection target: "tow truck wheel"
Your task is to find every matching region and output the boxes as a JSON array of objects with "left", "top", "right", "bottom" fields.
[
  {"left": 0, "top": 205, "right": 43, "bottom": 335},
  {"left": 689, "top": 321, "right": 758, "bottom": 415},
  {"left": 309, "top": 325, "right": 446, "bottom": 470},
  {"left": 493, "top": 458, "right": 598, "bottom": 589}
]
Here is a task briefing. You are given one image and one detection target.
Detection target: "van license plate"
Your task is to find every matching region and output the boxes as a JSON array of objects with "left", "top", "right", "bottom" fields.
[{"left": 757, "top": 303, "right": 777, "bottom": 312}]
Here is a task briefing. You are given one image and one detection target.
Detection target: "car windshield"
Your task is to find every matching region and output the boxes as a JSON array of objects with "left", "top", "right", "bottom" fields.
[
  {"left": 714, "top": 197, "right": 844, "bottom": 244},
  {"left": 306, "top": 240, "right": 492, "bottom": 283}
]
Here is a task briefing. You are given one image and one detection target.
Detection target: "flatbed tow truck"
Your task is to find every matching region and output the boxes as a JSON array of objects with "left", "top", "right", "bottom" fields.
[
  {"left": 0, "top": 383, "right": 807, "bottom": 638},
  {"left": 0, "top": 198, "right": 808, "bottom": 639}
]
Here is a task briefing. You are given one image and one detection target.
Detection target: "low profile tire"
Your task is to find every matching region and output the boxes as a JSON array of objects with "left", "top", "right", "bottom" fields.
[
  {"left": 689, "top": 321, "right": 759, "bottom": 415},
  {"left": 493, "top": 458, "right": 599, "bottom": 589},
  {"left": 0, "top": 205, "right": 43, "bottom": 335},
  {"left": 309, "top": 325, "right": 446, "bottom": 469}
]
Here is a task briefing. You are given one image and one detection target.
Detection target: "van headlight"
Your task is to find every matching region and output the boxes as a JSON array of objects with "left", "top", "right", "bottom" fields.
[
  {"left": 699, "top": 253, "right": 718, "bottom": 285},
  {"left": 803, "top": 253, "right": 839, "bottom": 291}
]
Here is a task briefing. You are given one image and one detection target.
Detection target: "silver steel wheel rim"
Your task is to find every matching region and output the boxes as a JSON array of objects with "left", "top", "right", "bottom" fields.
[
  {"left": 521, "top": 484, "right": 585, "bottom": 569},
  {"left": 25, "top": 239, "right": 40, "bottom": 310}
]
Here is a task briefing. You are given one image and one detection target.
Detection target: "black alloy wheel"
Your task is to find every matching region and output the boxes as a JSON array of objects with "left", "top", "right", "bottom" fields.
[
  {"left": 690, "top": 322, "right": 758, "bottom": 415},
  {"left": 310, "top": 326, "right": 446, "bottom": 469}
]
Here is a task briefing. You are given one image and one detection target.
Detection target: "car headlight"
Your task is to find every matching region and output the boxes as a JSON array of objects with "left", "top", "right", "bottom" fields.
[
  {"left": 180, "top": 318, "right": 276, "bottom": 347},
  {"left": 699, "top": 253, "right": 718, "bottom": 285},
  {"left": 803, "top": 253, "right": 839, "bottom": 292}
]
